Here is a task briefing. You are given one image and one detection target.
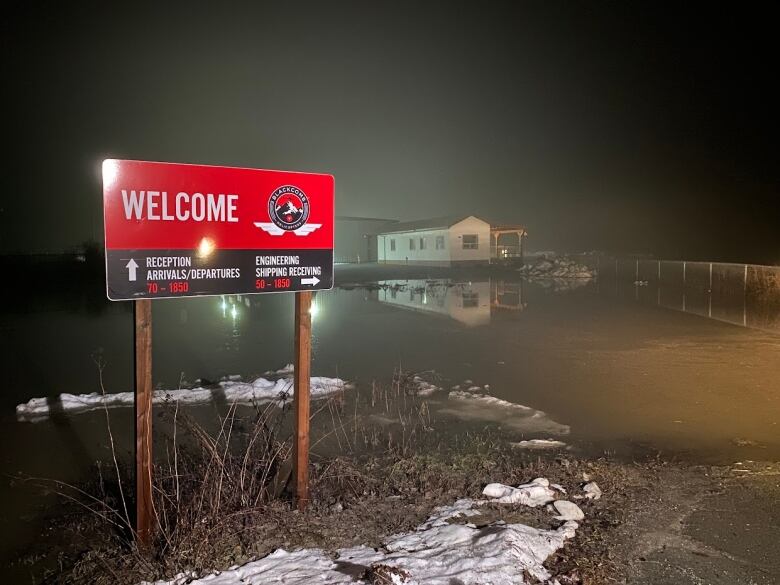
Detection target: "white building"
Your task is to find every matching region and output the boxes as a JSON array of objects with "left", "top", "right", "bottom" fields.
[{"left": 376, "top": 215, "right": 491, "bottom": 266}]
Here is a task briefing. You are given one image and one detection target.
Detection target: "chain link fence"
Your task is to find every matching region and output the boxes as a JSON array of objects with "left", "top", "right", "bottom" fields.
[{"left": 583, "top": 255, "right": 780, "bottom": 333}]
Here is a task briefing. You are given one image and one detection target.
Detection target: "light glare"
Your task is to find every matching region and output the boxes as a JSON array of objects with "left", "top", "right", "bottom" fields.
[
  {"left": 198, "top": 237, "right": 216, "bottom": 258},
  {"left": 102, "top": 159, "right": 120, "bottom": 190}
]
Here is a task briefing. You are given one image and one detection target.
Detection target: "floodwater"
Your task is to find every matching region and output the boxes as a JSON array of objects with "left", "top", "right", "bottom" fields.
[{"left": 2, "top": 264, "right": 779, "bottom": 576}]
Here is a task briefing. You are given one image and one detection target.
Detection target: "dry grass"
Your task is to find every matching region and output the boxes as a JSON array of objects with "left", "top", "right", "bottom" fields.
[{"left": 25, "top": 370, "right": 630, "bottom": 584}]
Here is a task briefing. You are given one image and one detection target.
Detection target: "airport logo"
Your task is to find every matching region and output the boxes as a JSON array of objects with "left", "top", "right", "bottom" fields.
[{"left": 254, "top": 185, "right": 322, "bottom": 236}]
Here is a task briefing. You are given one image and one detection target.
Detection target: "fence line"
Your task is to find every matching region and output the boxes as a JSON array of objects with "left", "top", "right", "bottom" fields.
[{"left": 582, "top": 255, "right": 780, "bottom": 333}]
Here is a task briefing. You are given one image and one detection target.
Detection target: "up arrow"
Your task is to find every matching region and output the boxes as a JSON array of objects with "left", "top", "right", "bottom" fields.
[
  {"left": 301, "top": 276, "right": 320, "bottom": 286},
  {"left": 126, "top": 258, "right": 139, "bottom": 282}
]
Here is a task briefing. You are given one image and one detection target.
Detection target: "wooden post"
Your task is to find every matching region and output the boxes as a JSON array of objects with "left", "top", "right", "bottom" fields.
[
  {"left": 134, "top": 299, "right": 153, "bottom": 547},
  {"left": 743, "top": 264, "right": 748, "bottom": 327},
  {"left": 293, "top": 291, "right": 313, "bottom": 510},
  {"left": 518, "top": 232, "right": 524, "bottom": 265}
]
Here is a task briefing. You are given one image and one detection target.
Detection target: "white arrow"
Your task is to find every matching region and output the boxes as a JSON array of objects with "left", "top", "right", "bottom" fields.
[
  {"left": 126, "top": 258, "right": 139, "bottom": 281},
  {"left": 301, "top": 276, "right": 320, "bottom": 286}
]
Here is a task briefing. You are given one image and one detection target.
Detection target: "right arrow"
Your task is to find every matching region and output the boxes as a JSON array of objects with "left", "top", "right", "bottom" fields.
[
  {"left": 126, "top": 258, "right": 139, "bottom": 282},
  {"left": 301, "top": 276, "right": 320, "bottom": 286}
]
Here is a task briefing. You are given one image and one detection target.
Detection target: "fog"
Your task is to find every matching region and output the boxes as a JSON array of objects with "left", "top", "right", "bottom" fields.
[{"left": 2, "top": 2, "right": 778, "bottom": 262}]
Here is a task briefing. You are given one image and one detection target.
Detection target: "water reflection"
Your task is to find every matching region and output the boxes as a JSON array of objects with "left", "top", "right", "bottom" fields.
[
  {"left": 377, "top": 280, "right": 491, "bottom": 326},
  {"left": 374, "top": 279, "right": 526, "bottom": 326},
  {"left": 208, "top": 280, "right": 527, "bottom": 328}
]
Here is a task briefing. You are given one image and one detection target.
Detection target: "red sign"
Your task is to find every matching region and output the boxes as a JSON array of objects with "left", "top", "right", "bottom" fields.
[{"left": 102, "top": 159, "right": 334, "bottom": 300}]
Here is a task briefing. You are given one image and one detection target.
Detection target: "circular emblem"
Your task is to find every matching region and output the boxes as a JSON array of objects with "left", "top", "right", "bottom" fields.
[{"left": 268, "top": 185, "right": 310, "bottom": 231}]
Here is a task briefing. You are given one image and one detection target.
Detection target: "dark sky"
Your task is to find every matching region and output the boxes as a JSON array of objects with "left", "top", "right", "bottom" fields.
[{"left": 2, "top": 2, "right": 778, "bottom": 262}]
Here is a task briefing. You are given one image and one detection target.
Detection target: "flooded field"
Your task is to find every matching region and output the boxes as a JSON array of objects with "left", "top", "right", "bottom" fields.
[{"left": 2, "top": 264, "right": 779, "bottom": 575}]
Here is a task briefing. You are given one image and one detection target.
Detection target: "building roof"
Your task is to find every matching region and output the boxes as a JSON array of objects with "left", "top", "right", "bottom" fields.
[
  {"left": 335, "top": 216, "right": 398, "bottom": 223},
  {"left": 491, "top": 224, "right": 528, "bottom": 236},
  {"left": 375, "top": 215, "right": 486, "bottom": 235}
]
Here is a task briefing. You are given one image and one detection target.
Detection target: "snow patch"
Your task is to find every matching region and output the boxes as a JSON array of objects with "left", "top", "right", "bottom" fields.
[
  {"left": 143, "top": 485, "right": 579, "bottom": 585},
  {"left": 16, "top": 372, "right": 349, "bottom": 422},
  {"left": 482, "top": 477, "right": 557, "bottom": 507},
  {"left": 583, "top": 481, "right": 602, "bottom": 501},
  {"left": 444, "top": 390, "right": 570, "bottom": 435},
  {"left": 411, "top": 375, "right": 440, "bottom": 396},
  {"left": 511, "top": 439, "right": 568, "bottom": 450},
  {"left": 552, "top": 500, "right": 584, "bottom": 521},
  {"left": 263, "top": 363, "right": 295, "bottom": 376},
  {"left": 449, "top": 390, "right": 532, "bottom": 410}
]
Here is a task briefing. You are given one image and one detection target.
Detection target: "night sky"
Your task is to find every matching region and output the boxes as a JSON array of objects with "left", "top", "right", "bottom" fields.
[{"left": 2, "top": 2, "right": 778, "bottom": 262}]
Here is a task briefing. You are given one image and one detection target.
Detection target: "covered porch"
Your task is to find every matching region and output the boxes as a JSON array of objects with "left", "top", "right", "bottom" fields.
[{"left": 490, "top": 225, "right": 528, "bottom": 263}]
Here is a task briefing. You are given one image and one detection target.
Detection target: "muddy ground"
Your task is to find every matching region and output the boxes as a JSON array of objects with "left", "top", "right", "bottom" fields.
[{"left": 18, "top": 449, "right": 779, "bottom": 584}]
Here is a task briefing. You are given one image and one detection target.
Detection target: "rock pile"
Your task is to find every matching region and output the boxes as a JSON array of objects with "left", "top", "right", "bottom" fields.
[{"left": 518, "top": 255, "right": 596, "bottom": 280}]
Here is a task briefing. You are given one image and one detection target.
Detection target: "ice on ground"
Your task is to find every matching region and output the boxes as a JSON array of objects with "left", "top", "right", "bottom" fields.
[
  {"left": 482, "top": 478, "right": 557, "bottom": 507},
  {"left": 552, "top": 500, "right": 584, "bottom": 521},
  {"left": 444, "top": 390, "right": 570, "bottom": 435},
  {"left": 511, "top": 439, "right": 568, "bottom": 450},
  {"left": 16, "top": 372, "right": 349, "bottom": 422},
  {"left": 144, "top": 488, "right": 579, "bottom": 585}
]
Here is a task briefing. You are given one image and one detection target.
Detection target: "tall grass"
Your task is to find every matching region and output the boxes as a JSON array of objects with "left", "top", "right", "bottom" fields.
[{"left": 31, "top": 367, "right": 520, "bottom": 583}]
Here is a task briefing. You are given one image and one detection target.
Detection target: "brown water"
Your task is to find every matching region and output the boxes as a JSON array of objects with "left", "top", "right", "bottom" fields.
[{"left": 2, "top": 265, "right": 779, "bottom": 576}]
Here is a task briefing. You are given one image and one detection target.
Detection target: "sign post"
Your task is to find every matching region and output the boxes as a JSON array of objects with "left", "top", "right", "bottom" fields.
[
  {"left": 293, "top": 291, "right": 312, "bottom": 509},
  {"left": 103, "top": 160, "right": 334, "bottom": 539},
  {"left": 134, "top": 299, "right": 153, "bottom": 546}
]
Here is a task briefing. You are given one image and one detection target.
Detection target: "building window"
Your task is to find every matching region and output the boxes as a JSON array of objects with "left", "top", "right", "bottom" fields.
[
  {"left": 419, "top": 237, "right": 426, "bottom": 250},
  {"left": 462, "top": 234, "right": 478, "bottom": 249},
  {"left": 435, "top": 235, "right": 445, "bottom": 250},
  {"left": 409, "top": 238, "right": 415, "bottom": 250},
  {"left": 390, "top": 239, "right": 396, "bottom": 252},
  {"left": 462, "top": 292, "right": 479, "bottom": 308}
]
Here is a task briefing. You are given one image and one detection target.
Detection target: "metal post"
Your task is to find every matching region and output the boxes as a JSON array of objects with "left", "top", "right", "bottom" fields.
[
  {"left": 293, "top": 291, "right": 312, "bottom": 510},
  {"left": 708, "top": 262, "right": 713, "bottom": 318},
  {"left": 634, "top": 259, "right": 639, "bottom": 300},
  {"left": 134, "top": 299, "right": 153, "bottom": 547},
  {"left": 615, "top": 258, "right": 619, "bottom": 295}
]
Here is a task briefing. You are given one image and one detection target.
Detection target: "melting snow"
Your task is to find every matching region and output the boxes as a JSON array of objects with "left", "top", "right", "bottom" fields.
[
  {"left": 482, "top": 478, "right": 557, "bottom": 507},
  {"left": 552, "top": 500, "right": 584, "bottom": 521},
  {"left": 144, "top": 477, "right": 582, "bottom": 585},
  {"left": 411, "top": 375, "right": 440, "bottom": 396},
  {"left": 583, "top": 482, "right": 602, "bottom": 500},
  {"left": 511, "top": 439, "right": 568, "bottom": 450},
  {"left": 16, "top": 372, "right": 349, "bottom": 422},
  {"left": 444, "top": 390, "right": 570, "bottom": 435}
]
